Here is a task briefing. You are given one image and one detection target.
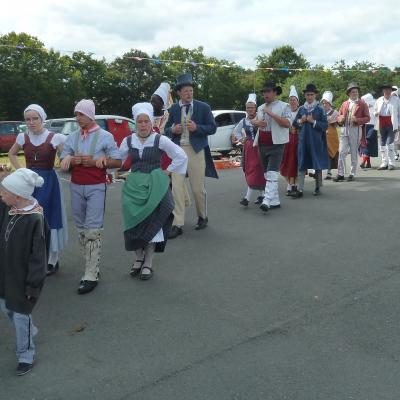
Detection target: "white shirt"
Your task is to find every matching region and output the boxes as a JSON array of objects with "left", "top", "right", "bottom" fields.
[
  {"left": 16, "top": 130, "right": 66, "bottom": 148},
  {"left": 119, "top": 133, "right": 188, "bottom": 175}
]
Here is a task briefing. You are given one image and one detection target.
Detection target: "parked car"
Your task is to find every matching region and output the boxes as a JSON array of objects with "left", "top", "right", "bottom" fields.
[
  {"left": 210, "top": 110, "right": 246, "bottom": 154},
  {"left": 0, "top": 121, "right": 25, "bottom": 153},
  {"left": 45, "top": 115, "right": 136, "bottom": 146}
]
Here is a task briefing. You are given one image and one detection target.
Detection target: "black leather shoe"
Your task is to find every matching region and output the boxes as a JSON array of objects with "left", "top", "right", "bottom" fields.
[
  {"left": 239, "top": 198, "right": 249, "bottom": 206},
  {"left": 77, "top": 280, "right": 98, "bottom": 295},
  {"left": 313, "top": 188, "right": 321, "bottom": 196},
  {"left": 259, "top": 204, "right": 269, "bottom": 212},
  {"left": 254, "top": 196, "right": 264, "bottom": 205},
  {"left": 347, "top": 175, "right": 354, "bottom": 181},
  {"left": 291, "top": 190, "right": 303, "bottom": 199},
  {"left": 333, "top": 175, "right": 345, "bottom": 182},
  {"left": 377, "top": 165, "right": 388, "bottom": 170},
  {"left": 169, "top": 225, "right": 183, "bottom": 239},
  {"left": 46, "top": 262, "right": 59, "bottom": 276},
  {"left": 269, "top": 204, "right": 281, "bottom": 209},
  {"left": 16, "top": 362, "right": 33, "bottom": 376},
  {"left": 195, "top": 217, "right": 208, "bottom": 230}
]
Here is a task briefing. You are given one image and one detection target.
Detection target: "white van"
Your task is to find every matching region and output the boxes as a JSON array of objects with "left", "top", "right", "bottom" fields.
[{"left": 209, "top": 110, "right": 246, "bottom": 154}]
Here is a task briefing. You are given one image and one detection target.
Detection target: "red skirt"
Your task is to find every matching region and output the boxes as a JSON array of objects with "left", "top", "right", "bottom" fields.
[
  {"left": 280, "top": 133, "right": 298, "bottom": 178},
  {"left": 243, "top": 140, "right": 266, "bottom": 190}
]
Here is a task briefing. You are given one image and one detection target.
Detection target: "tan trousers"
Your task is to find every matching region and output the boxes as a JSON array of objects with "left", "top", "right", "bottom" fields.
[{"left": 171, "top": 145, "right": 207, "bottom": 226}]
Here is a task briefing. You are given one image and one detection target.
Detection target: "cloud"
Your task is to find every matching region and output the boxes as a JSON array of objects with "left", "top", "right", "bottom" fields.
[{"left": 2, "top": 0, "right": 400, "bottom": 69}]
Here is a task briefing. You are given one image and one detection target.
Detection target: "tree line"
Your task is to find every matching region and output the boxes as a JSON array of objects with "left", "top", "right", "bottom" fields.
[{"left": 1, "top": 32, "right": 399, "bottom": 121}]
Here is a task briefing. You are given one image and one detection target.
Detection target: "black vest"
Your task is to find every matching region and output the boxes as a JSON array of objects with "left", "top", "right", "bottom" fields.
[{"left": 127, "top": 134, "right": 163, "bottom": 173}]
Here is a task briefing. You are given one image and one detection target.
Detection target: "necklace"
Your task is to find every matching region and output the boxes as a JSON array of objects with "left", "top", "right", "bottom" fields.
[{"left": 5, "top": 215, "right": 23, "bottom": 242}]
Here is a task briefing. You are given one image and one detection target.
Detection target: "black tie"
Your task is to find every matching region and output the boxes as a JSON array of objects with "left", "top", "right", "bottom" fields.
[{"left": 184, "top": 104, "right": 190, "bottom": 114}]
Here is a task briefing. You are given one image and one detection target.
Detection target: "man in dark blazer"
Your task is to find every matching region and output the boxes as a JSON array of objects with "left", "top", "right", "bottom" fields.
[{"left": 165, "top": 73, "right": 218, "bottom": 239}]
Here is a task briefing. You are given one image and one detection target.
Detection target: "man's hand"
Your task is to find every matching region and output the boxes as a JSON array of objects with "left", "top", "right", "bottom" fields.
[
  {"left": 172, "top": 124, "right": 183, "bottom": 135},
  {"left": 251, "top": 119, "right": 267, "bottom": 128},
  {"left": 337, "top": 115, "right": 345, "bottom": 124},
  {"left": 81, "top": 155, "right": 95, "bottom": 167},
  {"left": 306, "top": 115, "right": 315, "bottom": 124},
  {"left": 95, "top": 156, "right": 108, "bottom": 169},
  {"left": 300, "top": 115, "right": 307, "bottom": 124},
  {"left": 351, "top": 116, "right": 359, "bottom": 124},
  {"left": 187, "top": 120, "right": 197, "bottom": 132}
]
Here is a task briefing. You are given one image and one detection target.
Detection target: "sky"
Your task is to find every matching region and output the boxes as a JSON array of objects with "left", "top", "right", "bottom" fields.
[{"left": 3, "top": 0, "right": 400, "bottom": 69}]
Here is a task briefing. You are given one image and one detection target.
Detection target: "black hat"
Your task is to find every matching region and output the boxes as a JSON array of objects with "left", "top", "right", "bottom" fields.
[
  {"left": 174, "top": 73, "right": 194, "bottom": 91},
  {"left": 260, "top": 81, "right": 282, "bottom": 95},
  {"left": 381, "top": 84, "right": 393, "bottom": 90},
  {"left": 302, "top": 83, "right": 319, "bottom": 94},
  {"left": 346, "top": 82, "right": 360, "bottom": 95}
]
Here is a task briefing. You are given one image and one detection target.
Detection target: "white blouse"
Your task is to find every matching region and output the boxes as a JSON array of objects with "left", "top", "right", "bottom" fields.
[
  {"left": 119, "top": 133, "right": 188, "bottom": 174},
  {"left": 16, "top": 130, "right": 67, "bottom": 149}
]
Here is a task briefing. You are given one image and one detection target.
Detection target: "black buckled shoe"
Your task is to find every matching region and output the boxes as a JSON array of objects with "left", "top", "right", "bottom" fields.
[
  {"left": 239, "top": 198, "right": 249, "bottom": 206},
  {"left": 195, "top": 217, "right": 208, "bottom": 230},
  {"left": 254, "top": 196, "right": 264, "bottom": 205},
  {"left": 46, "top": 262, "right": 59, "bottom": 276},
  {"left": 347, "top": 175, "right": 354, "bottom": 181},
  {"left": 269, "top": 204, "right": 281, "bottom": 209},
  {"left": 169, "top": 225, "right": 183, "bottom": 239},
  {"left": 16, "top": 362, "right": 34, "bottom": 376},
  {"left": 259, "top": 204, "right": 269, "bottom": 212},
  {"left": 77, "top": 280, "right": 98, "bottom": 295},
  {"left": 333, "top": 175, "right": 345, "bottom": 182},
  {"left": 291, "top": 190, "right": 303, "bottom": 199}
]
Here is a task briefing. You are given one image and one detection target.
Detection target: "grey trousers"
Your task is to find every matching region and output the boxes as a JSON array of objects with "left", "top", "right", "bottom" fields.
[
  {"left": 258, "top": 144, "right": 285, "bottom": 172},
  {"left": 70, "top": 183, "right": 106, "bottom": 229},
  {"left": 0, "top": 298, "right": 37, "bottom": 364},
  {"left": 338, "top": 127, "right": 360, "bottom": 176}
]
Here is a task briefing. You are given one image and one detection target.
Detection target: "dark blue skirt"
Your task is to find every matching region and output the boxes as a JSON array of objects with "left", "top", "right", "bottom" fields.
[
  {"left": 360, "top": 124, "right": 378, "bottom": 157},
  {"left": 32, "top": 168, "right": 63, "bottom": 229}
]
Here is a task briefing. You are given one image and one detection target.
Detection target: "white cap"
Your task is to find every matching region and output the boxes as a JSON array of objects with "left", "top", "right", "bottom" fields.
[
  {"left": 321, "top": 91, "right": 333, "bottom": 105},
  {"left": 132, "top": 102, "right": 154, "bottom": 122},
  {"left": 74, "top": 99, "right": 96, "bottom": 120},
  {"left": 1, "top": 168, "right": 44, "bottom": 199},
  {"left": 246, "top": 93, "right": 257, "bottom": 105},
  {"left": 361, "top": 93, "right": 375, "bottom": 106},
  {"left": 289, "top": 85, "right": 299, "bottom": 100},
  {"left": 24, "top": 104, "right": 47, "bottom": 122},
  {"left": 153, "top": 82, "right": 171, "bottom": 109}
]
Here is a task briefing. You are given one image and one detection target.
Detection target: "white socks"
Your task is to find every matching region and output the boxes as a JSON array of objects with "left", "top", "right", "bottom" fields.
[
  {"left": 142, "top": 244, "right": 155, "bottom": 275},
  {"left": 48, "top": 250, "right": 59, "bottom": 266}
]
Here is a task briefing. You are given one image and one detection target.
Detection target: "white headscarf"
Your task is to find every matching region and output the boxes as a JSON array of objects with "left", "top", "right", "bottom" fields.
[
  {"left": 2, "top": 168, "right": 44, "bottom": 199},
  {"left": 321, "top": 91, "right": 333, "bottom": 105},
  {"left": 246, "top": 93, "right": 257, "bottom": 105},
  {"left": 153, "top": 83, "right": 171, "bottom": 110},
  {"left": 132, "top": 102, "right": 154, "bottom": 123},
  {"left": 24, "top": 104, "right": 47, "bottom": 122},
  {"left": 289, "top": 85, "right": 299, "bottom": 100}
]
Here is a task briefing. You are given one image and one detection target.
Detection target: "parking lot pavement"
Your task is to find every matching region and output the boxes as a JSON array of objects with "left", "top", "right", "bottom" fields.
[{"left": 1, "top": 165, "right": 400, "bottom": 400}]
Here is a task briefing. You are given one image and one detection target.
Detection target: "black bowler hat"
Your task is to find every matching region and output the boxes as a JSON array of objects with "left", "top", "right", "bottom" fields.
[
  {"left": 302, "top": 83, "right": 319, "bottom": 94},
  {"left": 346, "top": 82, "right": 360, "bottom": 95},
  {"left": 174, "top": 73, "right": 194, "bottom": 91},
  {"left": 260, "top": 81, "right": 282, "bottom": 95}
]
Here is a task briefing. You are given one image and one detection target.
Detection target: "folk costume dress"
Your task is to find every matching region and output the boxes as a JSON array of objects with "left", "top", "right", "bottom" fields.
[
  {"left": 236, "top": 117, "right": 265, "bottom": 190},
  {"left": 60, "top": 123, "right": 121, "bottom": 285},
  {"left": 294, "top": 100, "right": 328, "bottom": 194},
  {"left": 120, "top": 132, "right": 187, "bottom": 253},
  {"left": 0, "top": 197, "right": 47, "bottom": 365},
  {"left": 280, "top": 109, "right": 299, "bottom": 179},
  {"left": 360, "top": 93, "right": 378, "bottom": 167},
  {"left": 336, "top": 89, "right": 370, "bottom": 179},
  {"left": 16, "top": 130, "right": 68, "bottom": 266}
]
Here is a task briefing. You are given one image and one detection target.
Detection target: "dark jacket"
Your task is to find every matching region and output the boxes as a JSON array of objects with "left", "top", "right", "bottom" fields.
[
  {"left": 165, "top": 99, "right": 218, "bottom": 178},
  {"left": 294, "top": 104, "right": 329, "bottom": 171},
  {"left": 0, "top": 200, "right": 47, "bottom": 314}
]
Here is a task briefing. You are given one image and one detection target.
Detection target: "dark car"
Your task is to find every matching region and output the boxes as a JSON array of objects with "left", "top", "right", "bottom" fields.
[{"left": 0, "top": 121, "right": 25, "bottom": 153}]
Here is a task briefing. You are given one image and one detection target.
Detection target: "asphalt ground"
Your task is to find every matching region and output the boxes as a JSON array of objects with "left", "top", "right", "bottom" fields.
[{"left": 1, "top": 161, "right": 400, "bottom": 400}]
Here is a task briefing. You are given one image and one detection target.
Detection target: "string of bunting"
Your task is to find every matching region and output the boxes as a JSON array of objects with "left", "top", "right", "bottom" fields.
[{"left": 1, "top": 43, "right": 399, "bottom": 74}]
